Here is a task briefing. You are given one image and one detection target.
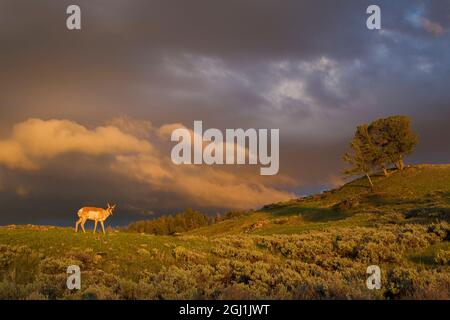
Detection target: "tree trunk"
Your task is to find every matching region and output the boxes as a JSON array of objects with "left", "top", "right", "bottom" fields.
[
  {"left": 395, "top": 158, "right": 405, "bottom": 170},
  {"left": 365, "top": 173, "right": 374, "bottom": 188}
]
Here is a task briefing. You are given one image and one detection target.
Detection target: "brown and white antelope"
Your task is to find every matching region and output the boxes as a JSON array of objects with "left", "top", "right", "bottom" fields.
[{"left": 75, "top": 203, "right": 116, "bottom": 234}]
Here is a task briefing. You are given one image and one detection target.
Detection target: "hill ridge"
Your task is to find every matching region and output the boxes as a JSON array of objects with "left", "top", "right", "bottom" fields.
[{"left": 186, "top": 164, "right": 450, "bottom": 236}]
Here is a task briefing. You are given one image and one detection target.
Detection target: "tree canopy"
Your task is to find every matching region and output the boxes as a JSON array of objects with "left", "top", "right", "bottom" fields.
[{"left": 343, "top": 115, "right": 418, "bottom": 187}]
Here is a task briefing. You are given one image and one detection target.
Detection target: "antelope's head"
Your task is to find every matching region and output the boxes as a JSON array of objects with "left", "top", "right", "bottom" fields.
[{"left": 107, "top": 203, "right": 116, "bottom": 215}]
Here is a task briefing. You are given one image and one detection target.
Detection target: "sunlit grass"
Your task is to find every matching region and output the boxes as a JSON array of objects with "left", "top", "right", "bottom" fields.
[{"left": 1, "top": 165, "right": 450, "bottom": 299}]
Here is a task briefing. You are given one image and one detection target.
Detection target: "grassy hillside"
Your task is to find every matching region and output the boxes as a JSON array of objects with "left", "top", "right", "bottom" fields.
[
  {"left": 1, "top": 165, "right": 450, "bottom": 300},
  {"left": 188, "top": 164, "right": 450, "bottom": 236}
]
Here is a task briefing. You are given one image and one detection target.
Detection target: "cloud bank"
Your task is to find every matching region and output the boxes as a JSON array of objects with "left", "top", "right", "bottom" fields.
[{"left": 0, "top": 118, "right": 294, "bottom": 210}]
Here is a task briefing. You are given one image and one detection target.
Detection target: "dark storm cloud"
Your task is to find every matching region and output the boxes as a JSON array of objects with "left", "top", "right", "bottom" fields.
[{"left": 0, "top": 0, "right": 449, "bottom": 225}]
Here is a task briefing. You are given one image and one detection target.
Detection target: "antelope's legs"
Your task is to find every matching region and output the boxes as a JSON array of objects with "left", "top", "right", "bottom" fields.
[
  {"left": 94, "top": 220, "right": 98, "bottom": 234},
  {"left": 81, "top": 219, "right": 86, "bottom": 233},
  {"left": 100, "top": 221, "right": 105, "bottom": 234},
  {"left": 75, "top": 218, "right": 82, "bottom": 232}
]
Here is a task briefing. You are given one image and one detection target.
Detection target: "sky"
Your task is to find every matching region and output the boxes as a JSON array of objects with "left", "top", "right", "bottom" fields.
[{"left": 0, "top": 0, "right": 449, "bottom": 225}]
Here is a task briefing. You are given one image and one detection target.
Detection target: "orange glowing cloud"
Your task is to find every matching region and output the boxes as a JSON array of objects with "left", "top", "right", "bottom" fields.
[{"left": 0, "top": 118, "right": 295, "bottom": 209}]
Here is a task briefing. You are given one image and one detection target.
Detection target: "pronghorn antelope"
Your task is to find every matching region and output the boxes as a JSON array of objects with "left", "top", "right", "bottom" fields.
[{"left": 75, "top": 203, "right": 116, "bottom": 234}]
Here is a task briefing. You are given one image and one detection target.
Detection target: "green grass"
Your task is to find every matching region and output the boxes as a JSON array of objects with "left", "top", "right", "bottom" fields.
[{"left": 0, "top": 226, "right": 213, "bottom": 277}]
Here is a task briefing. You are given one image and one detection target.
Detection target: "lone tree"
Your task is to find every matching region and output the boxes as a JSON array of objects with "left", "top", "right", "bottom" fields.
[
  {"left": 368, "top": 115, "right": 418, "bottom": 171},
  {"left": 343, "top": 115, "right": 418, "bottom": 187},
  {"left": 343, "top": 124, "right": 378, "bottom": 188}
]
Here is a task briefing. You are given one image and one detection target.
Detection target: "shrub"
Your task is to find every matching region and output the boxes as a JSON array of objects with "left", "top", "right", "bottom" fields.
[
  {"left": 435, "top": 250, "right": 450, "bottom": 266},
  {"left": 127, "top": 209, "right": 210, "bottom": 235}
]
